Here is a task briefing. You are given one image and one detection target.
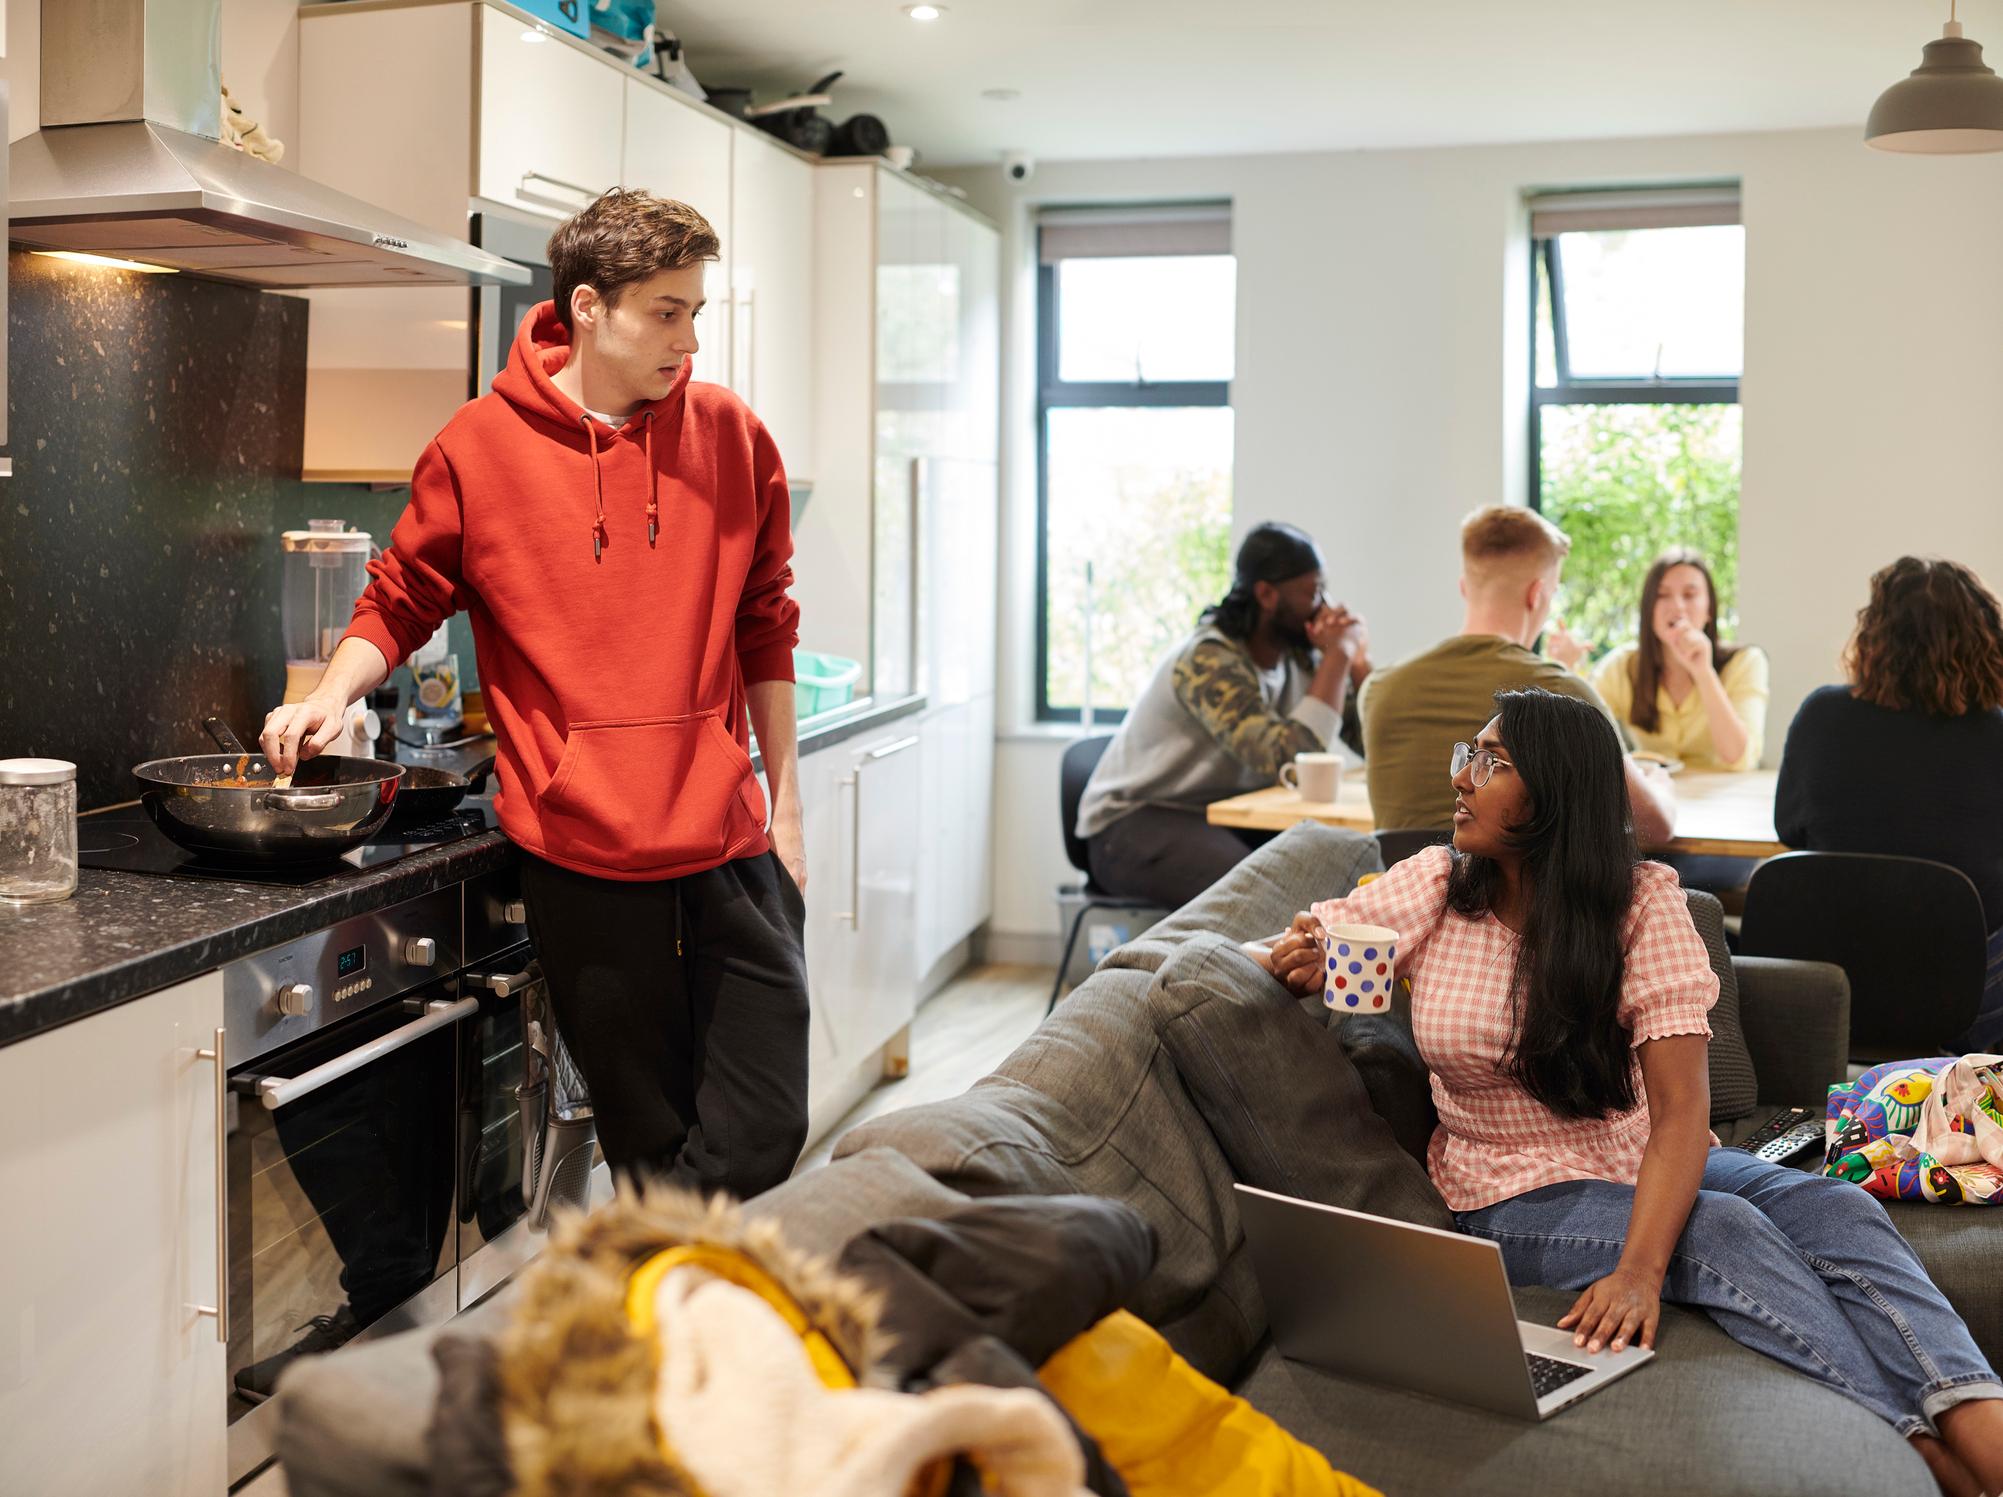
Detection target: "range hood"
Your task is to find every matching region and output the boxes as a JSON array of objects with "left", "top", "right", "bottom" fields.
[{"left": 8, "top": 0, "right": 527, "bottom": 289}]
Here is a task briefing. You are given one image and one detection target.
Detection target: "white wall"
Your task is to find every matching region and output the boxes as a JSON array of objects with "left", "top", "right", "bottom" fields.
[{"left": 941, "top": 126, "right": 2003, "bottom": 944}]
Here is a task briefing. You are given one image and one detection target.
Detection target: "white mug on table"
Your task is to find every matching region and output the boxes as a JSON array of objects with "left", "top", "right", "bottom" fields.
[{"left": 1279, "top": 751, "right": 1342, "bottom": 803}]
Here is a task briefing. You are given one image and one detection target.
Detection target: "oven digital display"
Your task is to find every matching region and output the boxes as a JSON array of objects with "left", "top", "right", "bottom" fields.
[{"left": 336, "top": 945, "right": 366, "bottom": 978}]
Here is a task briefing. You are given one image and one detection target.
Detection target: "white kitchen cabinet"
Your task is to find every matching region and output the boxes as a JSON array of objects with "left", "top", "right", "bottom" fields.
[
  {"left": 621, "top": 76, "right": 736, "bottom": 391},
  {"left": 793, "top": 728, "right": 922, "bottom": 1134},
  {"left": 477, "top": 3, "right": 623, "bottom": 220},
  {"left": 915, "top": 692, "right": 997, "bottom": 979},
  {"left": 0, "top": 975, "right": 227, "bottom": 1495},
  {"left": 730, "top": 138, "right": 817, "bottom": 480},
  {"left": 299, "top": 1, "right": 817, "bottom": 482}
]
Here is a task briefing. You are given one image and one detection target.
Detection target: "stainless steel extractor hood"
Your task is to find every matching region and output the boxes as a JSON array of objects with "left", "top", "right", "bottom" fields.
[{"left": 8, "top": 0, "right": 528, "bottom": 289}]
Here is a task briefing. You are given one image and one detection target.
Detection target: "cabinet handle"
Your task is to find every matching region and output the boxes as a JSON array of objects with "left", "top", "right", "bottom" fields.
[
  {"left": 518, "top": 170, "right": 598, "bottom": 209},
  {"left": 868, "top": 735, "right": 920, "bottom": 760},
  {"left": 193, "top": 1027, "right": 228, "bottom": 1345},
  {"left": 835, "top": 771, "right": 860, "bottom": 927}
]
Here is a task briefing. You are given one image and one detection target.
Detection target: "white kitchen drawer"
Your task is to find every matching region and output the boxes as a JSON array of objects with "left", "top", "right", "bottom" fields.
[{"left": 478, "top": 3, "right": 624, "bottom": 221}]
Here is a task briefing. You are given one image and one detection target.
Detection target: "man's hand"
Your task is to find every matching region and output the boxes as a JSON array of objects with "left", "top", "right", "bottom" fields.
[
  {"left": 770, "top": 811, "right": 807, "bottom": 897},
  {"left": 1308, "top": 603, "right": 1368, "bottom": 663},
  {"left": 1544, "top": 617, "right": 1589, "bottom": 671},
  {"left": 260, "top": 695, "right": 349, "bottom": 776},
  {"left": 1558, "top": 1265, "right": 1662, "bottom": 1354}
]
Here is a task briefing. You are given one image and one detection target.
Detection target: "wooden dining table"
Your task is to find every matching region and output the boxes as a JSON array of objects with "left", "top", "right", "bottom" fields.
[{"left": 1206, "top": 766, "right": 1787, "bottom": 858}]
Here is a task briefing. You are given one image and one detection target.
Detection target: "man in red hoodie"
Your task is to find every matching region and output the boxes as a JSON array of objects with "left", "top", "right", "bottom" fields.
[{"left": 261, "top": 190, "right": 810, "bottom": 1198}]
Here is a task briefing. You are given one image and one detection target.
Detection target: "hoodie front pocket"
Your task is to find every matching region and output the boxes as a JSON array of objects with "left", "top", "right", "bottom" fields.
[{"left": 537, "top": 713, "right": 757, "bottom": 872}]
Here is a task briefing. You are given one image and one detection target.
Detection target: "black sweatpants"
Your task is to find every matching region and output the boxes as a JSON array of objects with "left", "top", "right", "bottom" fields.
[{"left": 517, "top": 846, "right": 810, "bottom": 1200}]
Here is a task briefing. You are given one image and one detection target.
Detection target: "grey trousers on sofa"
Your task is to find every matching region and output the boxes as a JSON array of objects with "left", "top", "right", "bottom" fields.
[{"left": 279, "top": 825, "right": 1999, "bottom": 1496}]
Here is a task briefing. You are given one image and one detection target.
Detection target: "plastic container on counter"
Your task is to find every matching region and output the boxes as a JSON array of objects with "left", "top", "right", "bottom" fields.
[
  {"left": 0, "top": 758, "right": 78, "bottom": 904},
  {"left": 793, "top": 650, "right": 862, "bottom": 718}
]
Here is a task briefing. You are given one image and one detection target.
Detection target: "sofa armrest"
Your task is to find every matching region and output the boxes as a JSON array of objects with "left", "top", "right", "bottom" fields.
[{"left": 1733, "top": 956, "right": 1850, "bottom": 1107}]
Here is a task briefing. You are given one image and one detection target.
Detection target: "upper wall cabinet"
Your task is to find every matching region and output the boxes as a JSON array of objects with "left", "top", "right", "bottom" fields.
[
  {"left": 477, "top": 4, "right": 624, "bottom": 220},
  {"left": 298, "top": 1, "right": 817, "bottom": 484},
  {"left": 621, "top": 77, "right": 734, "bottom": 390}
]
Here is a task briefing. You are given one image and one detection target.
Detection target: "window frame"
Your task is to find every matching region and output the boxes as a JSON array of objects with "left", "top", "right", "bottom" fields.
[
  {"left": 1034, "top": 244, "right": 1233, "bottom": 723},
  {"left": 1528, "top": 234, "right": 1741, "bottom": 508}
]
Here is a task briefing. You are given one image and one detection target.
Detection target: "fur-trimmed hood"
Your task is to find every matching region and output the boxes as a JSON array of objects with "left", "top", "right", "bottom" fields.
[{"left": 495, "top": 1187, "right": 897, "bottom": 1497}]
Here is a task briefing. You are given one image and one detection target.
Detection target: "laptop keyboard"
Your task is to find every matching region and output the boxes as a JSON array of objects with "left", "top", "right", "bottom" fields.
[{"left": 1527, "top": 1351, "right": 1594, "bottom": 1399}]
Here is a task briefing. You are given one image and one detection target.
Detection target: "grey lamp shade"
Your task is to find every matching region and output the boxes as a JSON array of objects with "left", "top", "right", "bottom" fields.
[{"left": 1866, "top": 23, "right": 2003, "bottom": 153}]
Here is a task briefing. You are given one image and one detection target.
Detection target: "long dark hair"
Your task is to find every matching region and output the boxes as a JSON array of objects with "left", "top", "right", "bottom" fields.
[
  {"left": 1845, "top": 555, "right": 2003, "bottom": 718},
  {"left": 1629, "top": 549, "right": 1740, "bottom": 734},
  {"left": 1446, "top": 689, "right": 1640, "bottom": 1120},
  {"left": 1200, "top": 521, "right": 1321, "bottom": 641}
]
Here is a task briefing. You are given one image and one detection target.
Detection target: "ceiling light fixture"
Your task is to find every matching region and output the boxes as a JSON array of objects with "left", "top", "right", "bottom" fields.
[
  {"left": 32, "top": 250, "right": 177, "bottom": 274},
  {"left": 904, "top": 4, "right": 944, "bottom": 20},
  {"left": 1866, "top": 0, "right": 2003, "bottom": 153}
]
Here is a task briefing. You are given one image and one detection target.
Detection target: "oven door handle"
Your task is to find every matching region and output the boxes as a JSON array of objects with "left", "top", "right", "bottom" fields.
[{"left": 248, "top": 997, "right": 479, "bottom": 1110}]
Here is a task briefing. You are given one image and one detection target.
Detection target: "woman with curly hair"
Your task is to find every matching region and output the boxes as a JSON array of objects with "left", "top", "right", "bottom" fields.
[{"left": 1775, "top": 556, "right": 2003, "bottom": 1047}]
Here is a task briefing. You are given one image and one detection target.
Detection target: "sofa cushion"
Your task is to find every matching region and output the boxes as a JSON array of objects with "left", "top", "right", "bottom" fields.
[
  {"left": 1100, "top": 823, "right": 1384, "bottom": 979},
  {"left": 1146, "top": 932, "right": 1453, "bottom": 1231},
  {"left": 1684, "top": 889, "right": 1759, "bottom": 1124},
  {"left": 1232, "top": 1286, "right": 1930, "bottom": 1496}
]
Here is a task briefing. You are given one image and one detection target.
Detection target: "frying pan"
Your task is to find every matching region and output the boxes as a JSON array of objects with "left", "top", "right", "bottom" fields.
[
  {"left": 130, "top": 718, "right": 403, "bottom": 865},
  {"left": 388, "top": 755, "right": 497, "bottom": 823}
]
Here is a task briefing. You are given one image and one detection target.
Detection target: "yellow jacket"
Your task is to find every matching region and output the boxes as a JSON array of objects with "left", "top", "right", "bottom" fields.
[{"left": 1041, "top": 1311, "right": 1381, "bottom": 1497}]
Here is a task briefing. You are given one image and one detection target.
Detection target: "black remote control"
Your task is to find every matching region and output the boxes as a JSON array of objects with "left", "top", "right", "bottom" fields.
[{"left": 1733, "top": 1106, "right": 1826, "bottom": 1163}]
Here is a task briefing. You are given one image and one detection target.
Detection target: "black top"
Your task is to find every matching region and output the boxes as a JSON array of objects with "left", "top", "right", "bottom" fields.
[{"left": 1775, "top": 684, "right": 2003, "bottom": 931}]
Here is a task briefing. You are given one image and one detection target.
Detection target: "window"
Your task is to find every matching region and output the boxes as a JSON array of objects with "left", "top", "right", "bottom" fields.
[
  {"left": 1530, "top": 188, "right": 1744, "bottom": 653},
  {"left": 1037, "top": 206, "right": 1235, "bottom": 722}
]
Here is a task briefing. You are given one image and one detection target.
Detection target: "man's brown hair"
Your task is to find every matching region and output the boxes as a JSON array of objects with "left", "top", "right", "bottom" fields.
[
  {"left": 1845, "top": 556, "right": 2003, "bottom": 717},
  {"left": 1460, "top": 504, "right": 1571, "bottom": 588},
  {"left": 546, "top": 188, "right": 720, "bottom": 333}
]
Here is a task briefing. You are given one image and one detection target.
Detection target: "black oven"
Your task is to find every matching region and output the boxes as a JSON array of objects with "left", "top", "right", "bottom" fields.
[{"left": 221, "top": 888, "right": 468, "bottom": 1486}]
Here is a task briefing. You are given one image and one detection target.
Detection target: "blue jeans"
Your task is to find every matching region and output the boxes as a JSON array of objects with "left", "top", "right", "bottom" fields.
[{"left": 1455, "top": 1147, "right": 2003, "bottom": 1438}]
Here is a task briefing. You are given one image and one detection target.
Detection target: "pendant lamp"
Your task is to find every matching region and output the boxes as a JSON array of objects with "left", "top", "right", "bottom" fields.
[{"left": 1866, "top": 2, "right": 2003, "bottom": 153}]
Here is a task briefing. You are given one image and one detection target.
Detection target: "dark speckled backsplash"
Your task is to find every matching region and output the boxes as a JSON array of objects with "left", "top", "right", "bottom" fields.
[{"left": 0, "top": 250, "right": 432, "bottom": 810}]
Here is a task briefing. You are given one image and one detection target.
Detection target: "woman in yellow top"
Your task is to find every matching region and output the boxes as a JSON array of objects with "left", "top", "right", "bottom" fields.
[{"left": 1551, "top": 549, "right": 1769, "bottom": 771}]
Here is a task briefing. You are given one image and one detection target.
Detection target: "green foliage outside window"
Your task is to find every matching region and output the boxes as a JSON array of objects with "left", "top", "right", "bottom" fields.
[{"left": 1538, "top": 402, "right": 1743, "bottom": 658}]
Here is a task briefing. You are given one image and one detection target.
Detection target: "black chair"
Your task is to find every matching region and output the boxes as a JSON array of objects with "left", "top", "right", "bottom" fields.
[
  {"left": 1740, "top": 851, "right": 1990, "bottom": 1063},
  {"left": 1375, "top": 828, "right": 1453, "bottom": 869},
  {"left": 1049, "top": 735, "right": 1169, "bottom": 1013}
]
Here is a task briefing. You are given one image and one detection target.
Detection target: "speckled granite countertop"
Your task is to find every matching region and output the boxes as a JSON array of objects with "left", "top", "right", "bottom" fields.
[
  {"left": 0, "top": 821, "right": 516, "bottom": 1050},
  {"left": 0, "top": 694, "right": 927, "bottom": 1050}
]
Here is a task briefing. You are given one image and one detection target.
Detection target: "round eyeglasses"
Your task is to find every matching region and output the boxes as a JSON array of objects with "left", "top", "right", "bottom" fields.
[{"left": 1449, "top": 742, "right": 1512, "bottom": 788}]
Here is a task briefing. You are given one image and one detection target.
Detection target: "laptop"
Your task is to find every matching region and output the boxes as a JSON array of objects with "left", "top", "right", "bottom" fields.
[{"left": 1234, "top": 1183, "right": 1653, "bottom": 1420}]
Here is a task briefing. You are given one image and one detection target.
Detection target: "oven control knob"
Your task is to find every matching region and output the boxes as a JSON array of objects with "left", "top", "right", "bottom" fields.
[
  {"left": 502, "top": 900, "right": 528, "bottom": 926},
  {"left": 402, "top": 936, "right": 438, "bottom": 967},
  {"left": 273, "top": 982, "right": 314, "bottom": 1018}
]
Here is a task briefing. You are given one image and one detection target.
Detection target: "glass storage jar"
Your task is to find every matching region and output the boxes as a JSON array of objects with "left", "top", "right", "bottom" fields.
[{"left": 0, "top": 758, "right": 78, "bottom": 904}]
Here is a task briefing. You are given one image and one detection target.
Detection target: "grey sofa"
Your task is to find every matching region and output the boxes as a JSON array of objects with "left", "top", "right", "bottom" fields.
[{"left": 279, "top": 825, "right": 2000, "bottom": 1496}]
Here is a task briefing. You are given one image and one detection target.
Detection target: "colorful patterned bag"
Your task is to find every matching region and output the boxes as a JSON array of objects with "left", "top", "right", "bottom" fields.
[{"left": 1821, "top": 1054, "right": 2003, "bottom": 1205}]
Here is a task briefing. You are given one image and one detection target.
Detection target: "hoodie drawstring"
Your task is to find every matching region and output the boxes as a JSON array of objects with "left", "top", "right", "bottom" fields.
[
  {"left": 643, "top": 411, "right": 659, "bottom": 547},
  {"left": 581, "top": 410, "right": 661, "bottom": 558},
  {"left": 583, "top": 415, "right": 607, "bottom": 562}
]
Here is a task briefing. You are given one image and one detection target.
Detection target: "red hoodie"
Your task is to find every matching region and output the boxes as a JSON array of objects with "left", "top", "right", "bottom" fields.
[{"left": 343, "top": 301, "right": 799, "bottom": 881}]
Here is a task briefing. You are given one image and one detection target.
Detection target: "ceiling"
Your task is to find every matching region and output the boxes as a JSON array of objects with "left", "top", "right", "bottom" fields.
[{"left": 656, "top": 0, "right": 1984, "bottom": 170}]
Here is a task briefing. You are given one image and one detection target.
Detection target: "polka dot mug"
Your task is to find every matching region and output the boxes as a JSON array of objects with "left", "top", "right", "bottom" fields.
[{"left": 1321, "top": 922, "right": 1399, "bottom": 1015}]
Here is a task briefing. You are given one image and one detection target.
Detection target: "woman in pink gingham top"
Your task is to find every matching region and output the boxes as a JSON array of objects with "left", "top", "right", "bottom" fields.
[{"left": 1263, "top": 690, "right": 2003, "bottom": 1490}]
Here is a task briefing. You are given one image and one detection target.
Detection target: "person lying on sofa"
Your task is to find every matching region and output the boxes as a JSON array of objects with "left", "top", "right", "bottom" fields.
[{"left": 1256, "top": 688, "right": 2003, "bottom": 1497}]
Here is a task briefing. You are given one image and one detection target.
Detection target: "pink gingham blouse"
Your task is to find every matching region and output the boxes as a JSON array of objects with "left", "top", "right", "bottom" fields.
[{"left": 1311, "top": 845, "right": 1719, "bottom": 1211}]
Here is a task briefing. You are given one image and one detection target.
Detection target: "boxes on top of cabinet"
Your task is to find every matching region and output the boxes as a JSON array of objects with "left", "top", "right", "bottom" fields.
[{"left": 513, "top": 0, "right": 590, "bottom": 39}]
